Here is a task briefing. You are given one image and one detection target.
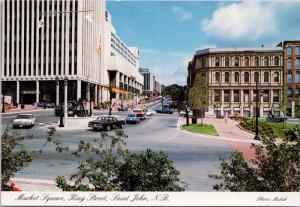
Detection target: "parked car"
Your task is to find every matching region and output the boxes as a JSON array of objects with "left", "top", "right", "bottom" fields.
[
  {"left": 133, "top": 108, "right": 146, "bottom": 120},
  {"left": 34, "top": 102, "right": 47, "bottom": 107},
  {"left": 88, "top": 116, "right": 124, "bottom": 131},
  {"left": 13, "top": 114, "right": 35, "bottom": 128},
  {"left": 146, "top": 109, "right": 156, "bottom": 116},
  {"left": 179, "top": 110, "right": 193, "bottom": 117},
  {"left": 118, "top": 106, "right": 128, "bottom": 111},
  {"left": 266, "top": 113, "right": 287, "bottom": 123},
  {"left": 126, "top": 114, "right": 141, "bottom": 124},
  {"left": 46, "top": 103, "right": 55, "bottom": 108},
  {"left": 156, "top": 108, "right": 174, "bottom": 114}
]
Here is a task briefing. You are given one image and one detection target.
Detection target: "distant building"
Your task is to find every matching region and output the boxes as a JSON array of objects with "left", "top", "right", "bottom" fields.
[
  {"left": 154, "top": 81, "right": 161, "bottom": 95},
  {"left": 139, "top": 68, "right": 155, "bottom": 96},
  {"left": 188, "top": 47, "right": 284, "bottom": 117}
]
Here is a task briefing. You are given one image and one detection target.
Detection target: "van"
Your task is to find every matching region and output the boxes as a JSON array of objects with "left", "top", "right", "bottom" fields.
[{"left": 132, "top": 108, "right": 146, "bottom": 120}]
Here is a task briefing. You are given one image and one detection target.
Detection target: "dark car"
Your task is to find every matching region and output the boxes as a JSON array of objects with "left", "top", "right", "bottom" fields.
[
  {"left": 266, "top": 113, "right": 287, "bottom": 123},
  {"left": 126, "top": 114, "right": 140, "bottom": 124},
  {"left": 54, "top": 102, "right": 76, "bottom": 116},
  {"left": 118, "top": 106, "right": 128, "bottom": 111},
  {"left": 35, "top": 102, "right": 47, "bottom": 107},
  {"left": 88, "top": 116, "right": 124, "bottom": 131},
  {"left": 156, "top": 108, "right": 173, "bottom": 114}
]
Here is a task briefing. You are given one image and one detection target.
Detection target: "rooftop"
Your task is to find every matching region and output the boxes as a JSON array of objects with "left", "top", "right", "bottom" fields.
[{"left": 196, "top": 47, "right": 282, "bottom": 55}]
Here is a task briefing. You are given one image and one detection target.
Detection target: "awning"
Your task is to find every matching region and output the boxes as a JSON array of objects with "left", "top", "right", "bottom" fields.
[{"left": 112, "top": 88, "right": 129, "bottom": 95}]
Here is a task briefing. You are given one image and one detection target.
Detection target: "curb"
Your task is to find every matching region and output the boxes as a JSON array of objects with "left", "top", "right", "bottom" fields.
[{"left": 1, "top": 108, "right": 53, "bottom": 115}]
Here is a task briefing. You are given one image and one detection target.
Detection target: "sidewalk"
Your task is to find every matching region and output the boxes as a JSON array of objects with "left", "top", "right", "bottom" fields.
[{"left": 2, "top": 105, "right": 53, "bottom": 115}]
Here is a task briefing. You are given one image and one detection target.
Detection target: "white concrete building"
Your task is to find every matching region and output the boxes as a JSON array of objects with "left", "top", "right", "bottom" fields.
[
  {"left": 101, "top": 11, "right": 143, "bottom": 107},
  {"left": 1, "top": 0, "right": 143, "bottom": 109},
  {"left": 139, "top": 68, "right": 155, "bottom": 96}
]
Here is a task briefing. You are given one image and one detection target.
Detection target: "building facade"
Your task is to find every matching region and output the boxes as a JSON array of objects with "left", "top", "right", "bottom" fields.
[
  {"left": 154, "top": 80, "right": 161, "bottom": 96},
  {"left": 1, "top": 0, "right": 143, "bottom": 108},
  {"left": 188, "top": 48, "right": 284, "bottom": 117},
  {"left": 139, "top": 68, "right": 155, "bottom": 97},
  {"left": 277, "top": 41, "right": 300, "bottom": 116}
]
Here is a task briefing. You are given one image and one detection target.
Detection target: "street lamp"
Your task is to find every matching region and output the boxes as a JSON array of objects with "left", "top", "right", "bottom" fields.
[
  {"left": 55, "top": 76, "right": 64, "bottom": 127},
  {"left": 109, "top": 83, "right": 112, "bottom": 116},
  {"left": 63, "top": 77, "right": 68, "bottom": 126},
  {"left": 2, "top": 82, "right": 5, "bottom": 113},
  {"left": 254, "top": 80, "right": 261, "bottom": 140}
]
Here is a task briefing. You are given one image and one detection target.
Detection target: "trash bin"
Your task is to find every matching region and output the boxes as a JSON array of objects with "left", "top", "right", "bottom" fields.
[{"left": 21, "top": 104, "right": 25, "bottom": 109}]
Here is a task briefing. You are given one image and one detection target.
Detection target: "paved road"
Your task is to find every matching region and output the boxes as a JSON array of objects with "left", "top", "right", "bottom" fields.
[{"left": 2, "top": 102, "right": 232, "bottom": 191}]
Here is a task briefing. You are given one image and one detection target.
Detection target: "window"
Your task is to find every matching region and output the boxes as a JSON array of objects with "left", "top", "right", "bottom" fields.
[
  {"left": 234, "top": 90, "right": 239, "bottom": 102},
  {"left": 274, "top": 56, "right": 279, "bottom": 66},
  {"left": 214, "top": 90, "right": 220, "bottom": 102},
  {"left": 244, "top": 57, "right": 249, "bottom": 66},
  {"left": 273, "top": 90, "right": 279, "bottom": 102},
  {"left": 288, "top": 88, "right": 292, "bottom": 97},
  {"left": 224, "top": 72, "right": 230, "bottom": 83},
  {"left": 254, "top": 72, "right": 259, "bottom": 83},
  {"left": 288, "top": 73, "right": 293, "bottom": 83},
  {"left": 235, "top": 57, "right": 239, "bottom": 66},
  {"left": 264, "top": 71, "right": 269, "bottom": 82},
  {"left": 288, "top": 58, "right": 292, "bottom": 69},
  {"left": 263, "top": 90, "right": 269, "bottom": 102},
  {"left": 215, "top": 72, "right": 220, "bottom": 83},
  {"left": 287, "top": 47, "right": 292, "bottom": 56},
  {"left": 201, "top": 59, "right": 205, "bottom": 68},
  {"left": 296, "top": 72, "right": 300, "bottom": 83},
  {"left": 254, "top": 57, "right": 259, "bottom": 66},
  {"left": 224, "top": 90, "right": 230, "bottom": 102},
  {"left": 294, "top": 88, "right": 300, "bottom": 96},
  {"left": 274, "top": 72, "right": 279, "bottom": 82},
  {"left": 264, "top": 57, "right": 269, "bottom": 66},
  {"left": 296, "top": 47, "right": 300, "bottom": 56},
  {"left": 225, "top": 57, "right": 230, "bottom": 66},
  {"left": 244, "top": 90, "right": 249, "bottom": 102},
  {"left": 296, "top": 58, "right": 300, "bottom": 69},
  {"left": 244, "top": 72, "right": 250, "bottom": 83},
  {"left": 234, "top": 72, "right": 239, "bottom": 83},
  {"left": 215, "top": 57, "right": 220, "bottom": 67}
]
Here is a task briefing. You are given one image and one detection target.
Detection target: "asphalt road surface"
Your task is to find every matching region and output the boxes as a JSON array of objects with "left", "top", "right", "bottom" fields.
[{"left": 1, "top": 101, "right": 232, "bottom": 191}]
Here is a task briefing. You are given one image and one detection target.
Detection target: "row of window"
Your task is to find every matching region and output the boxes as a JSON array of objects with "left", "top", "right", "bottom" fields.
[
  {"left": 287, "top": 46, "right": 300, "bottom": 56},
  {"left": 214, "top": 71, "right": 280, "bottom": 83},
  {"left": 287, "top": 58, "right": 300, "bottom": 69},
  {"left": 288, "top": 88, "right": 300, "bottom": 96},
  {"left": 287, "top": 72, "right": 300, "bottom": 83},
  {"left": 214, "top": 89, "right": 280, "bottom": 103}
]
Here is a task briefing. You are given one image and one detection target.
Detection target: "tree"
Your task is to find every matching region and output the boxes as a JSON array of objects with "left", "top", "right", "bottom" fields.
[
  {"left": 295, "top": 96, "right": 300, "bottom": 118},
  {"left": 1, "top": 126, "right": 68, "bottom": 191},
  {"left": 56, "top": 129, "right": 184, "bottom": 191},
  {"left": 163, "top": 84, "right": 186, "bottom": 102},
  {"left": 188, "top": 74, "right": 211, "bottom": 126},
  {"left": 209, "top": 132, "right": 300, "bottom": 191}
]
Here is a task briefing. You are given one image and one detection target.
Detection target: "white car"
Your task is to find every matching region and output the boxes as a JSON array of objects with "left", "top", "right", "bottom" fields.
[
  {"left": 146, "top": 109, "right": 156, "bottom": 116},
  {"left": 13, "top": 114, "right": 35, "bottom": 128},
  {"left": 179, "top": 110, "right": 193, "bottom": 117}
]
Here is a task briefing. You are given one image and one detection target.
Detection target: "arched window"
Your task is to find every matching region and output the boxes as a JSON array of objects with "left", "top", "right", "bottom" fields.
[
  {"left": 225, "top": 57, "right": 230, "bottom": 67},
  {"left": 254, "top": 57, "right": 259, "bottom": 66},
  {"left": 244, "top": 57, "right": 250, "bottom": 66},
  {"left": 215, "top": 72, "right": 220, "bottom": 83},
  {"left": 244, "top": 72, "right": 250, "bottom": 83},
  {"left": 234, "top": 72, "right": 239, "bottom": 83},
  {"left": 235, "top": 57, "right": 240, "bottom": 66},
  {"left": 215, "top": 57, "right": 220, "bottom": 67},
  {"left": 274, "top": 56, "right": 279, "bottom": 66},
  {"left": 264, "top": 71, "right": 269, "bottom": 82},
  {"left": 264, "top": 57, "right": 269, "bottom": 66},
  {"left": 224, "top": 72, "right": 230, "bottom": 83},
  {"left": 274, "top": 72, "right": 279, "bottom": 82},
  {"left": 254, "top": 72, "right": 259, "bottom": 83}
]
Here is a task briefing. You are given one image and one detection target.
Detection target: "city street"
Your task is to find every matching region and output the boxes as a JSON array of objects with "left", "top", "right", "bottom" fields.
[{"left": 1, "top": 101, "right": 232, "bottom": 191}]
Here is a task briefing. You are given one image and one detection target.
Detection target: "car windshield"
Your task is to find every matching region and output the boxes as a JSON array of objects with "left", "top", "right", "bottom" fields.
[
  {"left": 16, "top": 115, "right": 32, "bottom": 119},
  {"left": 128, "top": 114, "right": 136, "bottom": 118}
]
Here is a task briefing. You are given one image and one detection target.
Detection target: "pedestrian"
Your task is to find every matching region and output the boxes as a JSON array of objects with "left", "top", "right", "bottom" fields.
[{"left": 224, "top": 111, "right": 228, "bottom": 124}]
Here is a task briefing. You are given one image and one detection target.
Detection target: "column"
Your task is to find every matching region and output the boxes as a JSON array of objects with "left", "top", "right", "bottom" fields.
[
  {"left": 230, "top": 90, "right": 234, "bottom": 114},
  {"left": 221, "top": 89, "right": 224, "bottom": 116},
  {"left": 16, "top": 81, "right": 20, "bottom": 104},
  {"left": 77, "top": 79, "right": 81, "bottom": 101},
  {"left": 36, "top": 80, "right": 39, "bottom": 103},
  {"left": 56, "top": 81, "right": 59, "bottom": 106},
  {"left": 292, "top": 101, "right": 295, "bottom": 118},
  {"left": 86, "top": 83, "right": 90, "bottom": 112},
  {"left": 115, "top": 72, "right": 120, "bottom": 100},
  {"left": 240, "top": 89, "right": 244, "bottom": 116},
  {"left": 94, "top": 85, "right": 98, "bottom": 106}
]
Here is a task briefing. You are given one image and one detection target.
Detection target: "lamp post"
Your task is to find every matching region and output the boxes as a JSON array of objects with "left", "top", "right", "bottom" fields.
[
  {"left": 2, "top": 82, "right": 5, "bottom": 113},
  {"left": 63, "top": 77, "right": 68, "bottom": 127},
  {"left": 254, "top": 80, "right": 260, "bottom": 140},
  {"left": 88, "top": 83, "right": 92, "bottom": 116},
  {"left": 56, "top": 76, "right": 64, "bottom": 127},
  {"left": 109, "top": 84, "right": 112, "bottom": 116}
]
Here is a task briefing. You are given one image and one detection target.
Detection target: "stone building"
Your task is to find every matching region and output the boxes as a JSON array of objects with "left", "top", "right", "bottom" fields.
[{"left": 187, "top": 47, "right": 284, "bottom": 117}]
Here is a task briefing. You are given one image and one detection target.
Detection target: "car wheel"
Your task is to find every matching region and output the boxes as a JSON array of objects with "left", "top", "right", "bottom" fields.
[{"left": 106, "top": 126, "right": 111, "bottom": 131}]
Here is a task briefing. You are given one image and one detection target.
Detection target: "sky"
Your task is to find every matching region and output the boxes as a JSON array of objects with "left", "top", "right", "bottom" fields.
[{"left": 106, "top": 0, "right": 300, "bottom": 86}]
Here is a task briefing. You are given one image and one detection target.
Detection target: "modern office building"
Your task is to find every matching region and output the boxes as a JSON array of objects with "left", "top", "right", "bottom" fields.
[
  {"left": 103, "top": 11, "right": 143, "bottom": 106},
  {"left": 187, "top": 47, "right": 284, "bottom": 117},
  {"left": 139, "top": 68, "right": 155, "bottom": 96},
  {"left": 277, "top": 40, "right": 300, "bottom": 116},
  {"left": 154, "top": 80, "right": 161, "bottom": 96},
  {"left": 1, "top": 0, "right": 143, "bottom": 108}
]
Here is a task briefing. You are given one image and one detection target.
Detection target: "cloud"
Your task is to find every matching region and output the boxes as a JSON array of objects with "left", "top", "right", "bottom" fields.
[
  {"left": 201, "top": 0, "right": 276, "bottom": 40},
  {"left": 172, "top": 6, "right": 193, "bottom": 22}
]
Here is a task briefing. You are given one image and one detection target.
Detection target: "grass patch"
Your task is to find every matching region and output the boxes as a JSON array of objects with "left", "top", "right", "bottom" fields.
[
  {"left": 182, "top": 124, "right": 219, "bottom": 136},
  {"left": 240, "top": 118, "right": 299, "bottom": 139}
]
